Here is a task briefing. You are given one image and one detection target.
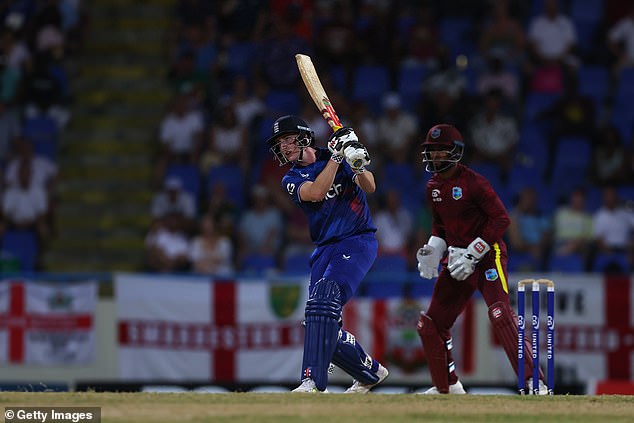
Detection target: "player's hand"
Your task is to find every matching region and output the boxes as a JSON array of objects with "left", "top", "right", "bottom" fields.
[
  {"left": 417, "top": 244, "right": 441, "bottom": 279},
  {"left": 344, "top": 142, "right": 370, "bottom": 173},
  {"left": 448, "top": 237, "right": 490, "bottom": 281},
  {"left": 447, "top": 246, "right": 467, "bottom": 269},
  {"left": 328, "top": 127, "right": 357, "bottom": 156}
]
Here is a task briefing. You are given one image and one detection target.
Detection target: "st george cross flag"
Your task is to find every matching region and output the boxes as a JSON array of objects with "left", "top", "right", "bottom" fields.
[
  {"left": 0, "top": 279, "right": 97, "bottom": 364},
  {"left": 116, "top": 273, "right": 307, "bottom": 381}
]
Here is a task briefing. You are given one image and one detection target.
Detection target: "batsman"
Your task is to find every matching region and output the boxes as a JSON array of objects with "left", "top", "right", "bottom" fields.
[
  {"left": 266, "top": 115, "right": 389, "bottom": 393},
  {"left": 415, "top": 124, "right": 547, "bottom": 394}
]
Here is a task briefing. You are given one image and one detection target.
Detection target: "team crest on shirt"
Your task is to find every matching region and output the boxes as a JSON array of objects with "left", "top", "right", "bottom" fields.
[
  {"left": 485, "top": 269, "right": 499, "bottom": 281},
  {"left": 452, "top": 187, "right": 462, "bottom": 200}
]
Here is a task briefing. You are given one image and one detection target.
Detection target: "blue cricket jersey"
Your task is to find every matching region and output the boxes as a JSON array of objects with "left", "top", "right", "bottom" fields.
[{"left": 282, "top": 148, "right": 377, "bottom": 246}]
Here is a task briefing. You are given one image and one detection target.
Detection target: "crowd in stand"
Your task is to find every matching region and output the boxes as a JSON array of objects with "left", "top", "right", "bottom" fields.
[
  {"left": 0, "top": 0, "right": 82, "bottom": 271},
  {"left": 141, "top": 0, "right": 634, "bottom": 276},
  {"left": 141, "top": 0, "right": 634, "bottom": 273}
]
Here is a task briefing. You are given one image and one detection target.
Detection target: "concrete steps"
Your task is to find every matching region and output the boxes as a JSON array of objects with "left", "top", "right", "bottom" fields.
[{"left": 43, "top": 0, "right": 175, "bottom": 272}]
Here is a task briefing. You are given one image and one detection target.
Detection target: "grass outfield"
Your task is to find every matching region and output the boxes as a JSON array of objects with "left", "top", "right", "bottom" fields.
[{"left": 1, "top": 392, "right": 633, "bottom": 423}]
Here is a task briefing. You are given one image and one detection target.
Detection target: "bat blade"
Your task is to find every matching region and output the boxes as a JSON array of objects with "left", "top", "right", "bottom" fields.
[{"left": 295, "top": 54, "right": 342, "bottom": 132}]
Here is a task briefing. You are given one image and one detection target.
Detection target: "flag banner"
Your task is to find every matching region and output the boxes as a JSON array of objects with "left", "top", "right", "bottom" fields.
[
  {"left": 0, "top": 279, "right": 97, "bottom": 364},
  {"left": 115, "top": 273, "right": 634, "bottom": 385}
]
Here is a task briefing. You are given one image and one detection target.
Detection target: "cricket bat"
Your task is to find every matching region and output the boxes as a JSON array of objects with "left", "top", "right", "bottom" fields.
[{"left": 295, "top": 54, "right": 343, "bottom": 132}]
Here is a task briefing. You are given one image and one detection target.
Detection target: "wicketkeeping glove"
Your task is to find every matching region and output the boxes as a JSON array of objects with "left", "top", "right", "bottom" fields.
[
  {"left": 447, "top": 237, "right": 491, "bottom": 281},
  {"left": 416, "top": 236, "right": 447, "bottom": 279},
  {"left": 344, "top": 142, "right": 370, "bottom": 173}
]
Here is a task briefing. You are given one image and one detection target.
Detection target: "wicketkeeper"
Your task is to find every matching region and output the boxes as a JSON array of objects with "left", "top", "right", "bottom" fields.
[{"left": 415, "top": 124, "right": 547, "bottom": 394}]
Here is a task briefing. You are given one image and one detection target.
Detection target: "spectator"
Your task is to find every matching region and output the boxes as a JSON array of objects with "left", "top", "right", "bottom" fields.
[
  {"left": 507, "top": 186, "right": 553, "bottom": 271},
  {"left": 590, "top": 125, "right": 630, "bottom": 186},
  {"left": 468, "top": 88, "right": 518, "bottom": 181},
  {"left": 229, "top": 75, "right": 265, "bottom": 129},
  {"left": 591, "top": 186, "right": 634, "bottom": 256},
  {"left": 150, "top": 177, "right": 197, "bottom": 232},
  {"left": 401, "top": 4, "right": 441, "bottom": 66},
  {"left": 478, "top": 0, "right": 526, "bottom": 66},
  {"left": 0, "top": 102, "right": 20, "bottom": 164},
  {"left": 144, "top": 212, "right": 191, "bottom": 273},
  {"left": 201, "top": 101, "right": 249, "bottom": 173},
  {"left": 552, "top": 187, "right": 594, "bottom": 263},
  {"left": 237, "top": 184, "right": 283, "bottom": 267},
  {"left": 376, "top": 92, "right": 418, "bottom": 163},
  {"left": 1, "top": 159, "right": 50, "bottom": 242},
  {"left": 527, "top": 0, "right": 578, "bottom": 68},
  {"left": 475, "top": 54, "right": 520, "bottom": 110},
  {"left": 189, "top": 213, "right": 234, "bottom": 275},
  {"left": 373, "top": 189, "right": 413, "bottom": 257},
  {"left": 607, "top": 3, "right": 634, "bottom": 77},
  {"left": 4, "top": 136, "right": 57, "bottom": 191}
]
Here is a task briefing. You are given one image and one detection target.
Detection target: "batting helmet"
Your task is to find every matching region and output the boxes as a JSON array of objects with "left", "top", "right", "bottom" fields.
[
  {"left": 421, "top": 124, "right": 465, "bottom": 173},
  {"left": 266, "top": 115, "right": 315, "bottom": 165}
]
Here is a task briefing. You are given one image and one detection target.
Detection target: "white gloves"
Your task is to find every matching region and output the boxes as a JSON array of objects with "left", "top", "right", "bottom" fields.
[
  {"left": 447, "top": 237, "right": 491, "bottom": 281},
  {"left": 416, "top": 236, "right": 447, "bottom": 279},
  {"left": 344, "top": 142, "right": 370, "bottom": 173}
]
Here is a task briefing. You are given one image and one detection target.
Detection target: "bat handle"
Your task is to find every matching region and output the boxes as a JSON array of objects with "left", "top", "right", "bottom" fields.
[{"left": 332, "top": 125, "right": 342, "bottom": 132}]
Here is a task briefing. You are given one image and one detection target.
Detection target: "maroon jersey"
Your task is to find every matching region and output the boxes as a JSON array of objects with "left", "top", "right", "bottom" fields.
[{"left": 426, "top": 164, "right": 510, "bottom": 253}]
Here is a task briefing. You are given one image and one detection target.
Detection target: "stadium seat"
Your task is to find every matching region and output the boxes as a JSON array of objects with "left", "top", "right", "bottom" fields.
[
  {"left": 469, "top": 163, "right": 503, "bottom": 189},
  {"left": 330, "top": 65, "right": 347, "bottom": 93},
  {"left": 241, "top": 253, "right": 277, "bottom": 276},
  {"left": 616, "top": 68, "right": 634, "bottom": 96},
  {"left": 522, "top": 92, "right": 560, "bottom": 123},
  {"left": 352, "top": 65, "right": 390, "bottom": 115},
  {"left": 553, "top": 136, "right": 591, "bottom": 169},
  {"left": 506, "top": 252, "right": 539, "bottom": 273},
  {"left": 227, "top": 42, "right": 256, "bottom": 77},
  {"left": 22, "top": 116, "right": 59, "bottom": 160},
  {"left": 207, "top": 163, "right": 244, "bottom": 208},
  {"left": 438, "top": 17, "right": 472, "bottom": 53},
  {"left": 165, "top": 163, "right": 201, "bottom": 198},
  {"left": 548, "top": 253, "right": 585, "bottom": 273},
  {"left": 592, "top": 252, "right": 630, "bottom": 274},
  {"left": 570, "top": 0, "right": 603, "bottom": 24},
  {"left": 372, "top": 254, "right": 408, "bottom": 273},
  {"left": 265, "top": 90, "right": 300, "bottom": 115},
  {"left": 283, "top": 251, "right": 312, "bottom": 275},
  {"left": 1, "top": 229, "right": 39, "bottom": 272},
  {"left": 397, "top": 63, "right": 428, "bottom": 112},
  {"left": 578, "top": 65, "right": 609, "bottom": 118}
]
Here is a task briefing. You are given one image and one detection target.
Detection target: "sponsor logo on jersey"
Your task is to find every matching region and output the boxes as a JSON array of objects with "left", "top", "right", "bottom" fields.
[
  {"left": 300, "top": 172, "right": 310, "bottom": 178},
  {"left": 342, "top": 254, "right": 351, "bottom": 260},
  {"left": 452, "top": 186, "right": 462, "bottom": 200},
  {"left": 485, "top": 268, "right": 499, "bottom": 281},
  {"left": 491, "top": 306, "right": 502, "bottom": 319},
  {"left": 432, "top": 189, "right": 442, "bottom": 202},
  {"left": 325, "top": 183, "right": 343, "bottom": 199}
]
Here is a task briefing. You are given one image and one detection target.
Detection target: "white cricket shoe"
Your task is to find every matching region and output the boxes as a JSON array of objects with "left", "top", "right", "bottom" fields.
[
  {"left": 526, "top": 378, "right": 549, "bottom": 395},
  {"left": 420, "top": 380, "right": 467, "bottom": 395},
  {"left": 345, "top": 364, "right": 389, "bottom": 393},
  {"left": 292, "top": 378, "right": 328, "bottom": 393}
]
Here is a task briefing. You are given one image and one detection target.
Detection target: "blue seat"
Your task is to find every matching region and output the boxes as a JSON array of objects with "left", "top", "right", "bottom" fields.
[
  {"left": 439, "top": 17, "right": 472, "bottom": 53},
  {"left": 554, "top": 136, "right": 591, "bottom": 169},
  {"left": 207, "top": 164, "right": 244, "bottom": 208},
  {"left": 330, "top": 66, "right": 347, "bottom": 93},
  {"left": 610, "top": 103, "right": 634, "bottom": 143},
  {"left": 617, "top": 67, "right": 634, "bottom": 96},
  {"left": 227, "top": 42, "right": 256, "bottom": 76},
  {"left": 549, "top": 253, "right": 585, "bottom": 273},
  {"left": 570, "top": 0, "right": 603, "bottom": 24},
  {"left": 352, "top": 65, "right": 390, "bottom": 115},
  {"left": 1, "top": 229, "right": 38, "bottom": 271},
  {"left": 578, "top": 65, "right": 608, "bottom": 100},
  {"left": 617, "top": 186, "right": 634, "bottom": 202},
  {"left": 381, "top": 163, "right": 421, "bottom": 214},
  {"left": 241, "top": 253, "right": 277, "bottom": 276},
  {"left": 523, "top": 92, "right": 561, "bottom": 123},
  {"left": 265, "top": 90, "right": 300, "bottom": 115},
  {"left": 165, "top": 163, "right": 201, "bottom": 198},
  {"left": 397, "top": 63, "right": 428, "bottom": 112},
  {"left": 592, "top": 252, "right": 630, "bottom": 274},
  {"left": 283, "top": 251, "right": 312, "bottom": 275},
  {"left": 574, "top": 21, "right": 599, "bottom": 58},
  {"left": 506, "top": 252, "right": 539, "bottom": 272},
  {"left": 22, "top": 116, "right": 58, "bottom": 160},
  {"left": 372, "top": 254, "right": 408, "bottom": 273},
  {"left": 470, "top": 162, "right": 503, "bottom": 189}
]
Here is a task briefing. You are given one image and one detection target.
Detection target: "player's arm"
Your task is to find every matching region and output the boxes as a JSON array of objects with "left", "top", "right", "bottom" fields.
[
  {"left": 353, "top": 170, "right": 375, "bottom": 193},
  {"left": 298, "top": 157, "right": 340, "bottom": 202}
]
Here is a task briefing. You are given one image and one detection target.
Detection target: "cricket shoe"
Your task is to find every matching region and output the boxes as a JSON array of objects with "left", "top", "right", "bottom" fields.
[
  {"left": 526, "top": 378, "right": 549, "bottom": 395},
  {"left": 344, "top": 364, "right": 389, "bottom": 393},
  {"left": 419, "top": 380, "right": 467, "bottom": 395},
  {"left": 292, "top": 378, "right": 328, "bottom": 393}
]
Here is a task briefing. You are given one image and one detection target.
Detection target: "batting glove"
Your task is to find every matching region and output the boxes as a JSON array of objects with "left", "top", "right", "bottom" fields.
[
  {"left": 328, "top": 127, "right": 358, "bottom": 156},
  {"left": 344, "top": 142, "right": 370, "bottom": 173},
  {"left": 448, "top": 237, "right": 490, "bottom": 281},
  {"left": 416, "top": 236, "right": 447, "bottom": 279}
]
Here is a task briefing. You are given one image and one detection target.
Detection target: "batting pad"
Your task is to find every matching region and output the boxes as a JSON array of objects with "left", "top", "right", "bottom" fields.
[
  {"left": 488, "top": 301, "right": 543, "bottom": 382},
  {"left": 331, "top": 329, "right": 380, "bottom": 385},
  {"left": 417, "top": 312, "right": 450, "bottom": 393},
  {"left": 302, "top": 278, "right": 342, "bottom": 391}
]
